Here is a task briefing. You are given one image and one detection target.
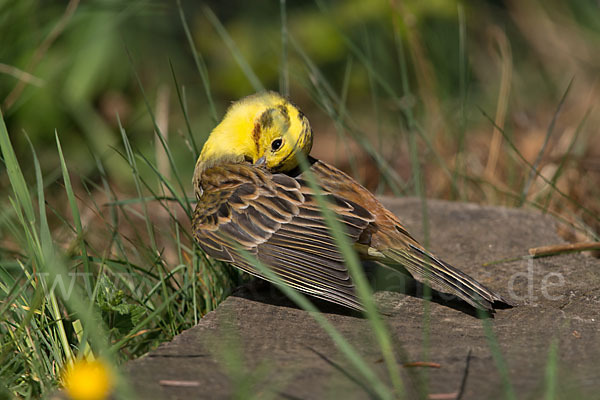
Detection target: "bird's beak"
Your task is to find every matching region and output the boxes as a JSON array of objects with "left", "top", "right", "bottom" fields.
[{"left": 254, "top": 156, "right": 266, "bottom": 166}]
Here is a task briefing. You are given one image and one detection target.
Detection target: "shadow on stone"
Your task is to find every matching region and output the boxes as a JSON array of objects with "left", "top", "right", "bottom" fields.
[
  {"left": 232, "top": 261, "right": 505, "bottom": 319},
  {"left": 367, "top": 262, "right": 497, "bottom": 319},
  {"left": 231, "top": 279, "right": 363, "bottom": 318},
  {"left": 125, "top": 198, "right": 600, "bottom": 400}
]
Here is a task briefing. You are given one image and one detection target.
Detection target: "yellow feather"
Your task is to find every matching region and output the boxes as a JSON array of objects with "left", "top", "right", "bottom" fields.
[{"left": 194, "top": 92, "right": 312, "bottom": 194}]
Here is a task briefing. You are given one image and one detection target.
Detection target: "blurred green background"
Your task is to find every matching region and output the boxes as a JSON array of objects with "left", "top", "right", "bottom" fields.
[
  {"left": 2, "top": 0, "right": 599, "bottom": 238},
  {"left": 1, "top": 0, "right": 600, "bottom": 396}
]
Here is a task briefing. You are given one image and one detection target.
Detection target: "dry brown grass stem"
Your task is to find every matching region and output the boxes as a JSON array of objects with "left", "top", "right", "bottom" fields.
[
  {"left": 0, "top": 63, "right": 45, "bottom": 87},
  {"left": 528, "top": 242, "right": 600, "bottom": 257},
  {"left": 2, "top": 0, "right": 80, "bottom": 111},
  {"left": 390, "top": 0, "right": 445, "bottom": 144},
  {"left": 484, "top": 26, "right": 512, "bottom": 180},
  {"left": 155, "top": 84, "right": 171, "bottom": 190}
]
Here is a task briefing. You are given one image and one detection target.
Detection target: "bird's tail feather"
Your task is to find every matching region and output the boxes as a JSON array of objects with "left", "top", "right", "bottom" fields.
[{"left": 383, "top": 244, "right": 512, "bottom": 310}]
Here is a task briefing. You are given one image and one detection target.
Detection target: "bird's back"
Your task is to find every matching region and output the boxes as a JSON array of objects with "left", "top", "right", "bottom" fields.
[
  {"left": 193, "top": 158, "right": 511, "bottom": 311},
  {"left": 305, "top": 158, "right": 512, "bottom": 310}
]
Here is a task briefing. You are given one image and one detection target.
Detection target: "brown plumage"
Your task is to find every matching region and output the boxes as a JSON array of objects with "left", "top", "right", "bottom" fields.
[{"left": 192, "top": 92, "right": 512, "bottom": 312}]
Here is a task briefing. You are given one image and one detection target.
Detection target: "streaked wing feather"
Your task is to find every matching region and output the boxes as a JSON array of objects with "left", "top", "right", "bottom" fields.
[
  {"left": 258, "top": 244, "right": 354, "bottom": 287},
  {"left": 309, "top": 159, "right": 512, "bottom": 311},
  {"left": 193, "top": 163, "right": 375, "bottom": 311}
]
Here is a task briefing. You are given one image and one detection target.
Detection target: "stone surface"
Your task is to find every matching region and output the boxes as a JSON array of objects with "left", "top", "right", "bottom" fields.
[{"left": 126, "top": 198, "right": 600, "bottom": 399}]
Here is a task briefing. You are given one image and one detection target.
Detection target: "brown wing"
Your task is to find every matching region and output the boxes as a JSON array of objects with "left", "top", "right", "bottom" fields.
[
  {"left": 309, "top": 158, "right": 512, "bottom": 310},
  {"left": 193, "top": 163, "right": 375, "bottom": 311}
]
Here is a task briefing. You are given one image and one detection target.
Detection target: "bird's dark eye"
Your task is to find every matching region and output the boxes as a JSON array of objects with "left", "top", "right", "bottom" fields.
[{"left": 271, "top": 138, "right": 283, "bottom": 151}]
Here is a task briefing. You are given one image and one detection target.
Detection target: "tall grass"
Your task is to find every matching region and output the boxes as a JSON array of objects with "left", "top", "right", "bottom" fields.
[
  {"left": 0, "top": 1, "right": 598, "bottom": 399},
  {"left": 0, "top": 78, "right": 236, "bottom": 397}
]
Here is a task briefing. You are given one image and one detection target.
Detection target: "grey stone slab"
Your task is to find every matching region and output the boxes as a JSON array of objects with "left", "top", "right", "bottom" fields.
[{"left": 126, "top": 198, "right": 600, "bottom": 399}]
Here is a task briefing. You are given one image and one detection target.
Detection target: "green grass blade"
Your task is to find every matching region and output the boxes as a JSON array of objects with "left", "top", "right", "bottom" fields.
[
  {"left": 169, "top": 59, "right": 200, "bottom": 157},
  {"left": 452, "top": 3, "right": 468, "bottom": 200},
  {"left": 480, "top": 315, "right": 516, "bottom": 400},
  {"left": 479, "top": 107, "right": 600, "bottom": 225},
  {"left": 520, "top": 79, "right": 573, "bottom": 204},
  {"left": 202, "top": 5, "right": 265, "bottom": 92},
  {"left": 289, "top": 35, "right": 408, "bottom": 195},
  {"left": 279, "top": 0, "right": 289, "bottom": 97},
  {"left": 135, "top": 152, "right": 193, "bottom": 221},
  {"left": 234, "top": 245, "right": 394, "bottom": 400},
  {"left": 117, "top": 118, "right": 159, "bottom": 252},
  {"left": 176, "top": 0, "right": 218, "bottom": 124},
  {"left": 0, "top": 110, "right": 35, "bottom": 223},
  {"left": 124, "top": 46, "right": 192, "bottom": 216},
  {"left": 540, "top": 108, "right": 590, "bottom": 211},
  {"left": 544, "top": 338, "right": 559, "bottom": 400},
  {"left": 55, "top": 132, "right": 91, "bottom": 276},
  {"left": 295, "top": 149, "right": 404, "bottom": 397}
]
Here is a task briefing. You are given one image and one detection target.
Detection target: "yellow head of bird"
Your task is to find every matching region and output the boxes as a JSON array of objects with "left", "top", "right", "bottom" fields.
[{"left": 194, "top": 92, "right": 313, "bottom": 182}]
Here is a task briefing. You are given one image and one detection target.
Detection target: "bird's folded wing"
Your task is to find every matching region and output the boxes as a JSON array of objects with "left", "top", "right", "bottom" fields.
[{"left": 193, "top": 163, "right": 375, "bottom": 310}]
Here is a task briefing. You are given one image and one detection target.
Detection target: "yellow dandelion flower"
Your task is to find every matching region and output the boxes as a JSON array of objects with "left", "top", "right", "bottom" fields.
[{"left": 62, "top": 359, "right": 113, "bottom": 400}]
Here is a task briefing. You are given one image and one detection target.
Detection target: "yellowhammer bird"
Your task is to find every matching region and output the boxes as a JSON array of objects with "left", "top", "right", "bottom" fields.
[{"left": 192, "top": 92, "right": 511, "bottom": 311}]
